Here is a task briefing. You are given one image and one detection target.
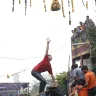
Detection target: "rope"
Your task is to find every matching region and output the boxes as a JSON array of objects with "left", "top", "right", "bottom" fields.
[{"left": 0, "top": 40, "right": 71, "bottom": 60}]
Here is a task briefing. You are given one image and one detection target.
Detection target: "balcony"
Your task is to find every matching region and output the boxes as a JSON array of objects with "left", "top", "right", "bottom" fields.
[{"left": 71, "top": 30, "right": 90, "bottom": 59}]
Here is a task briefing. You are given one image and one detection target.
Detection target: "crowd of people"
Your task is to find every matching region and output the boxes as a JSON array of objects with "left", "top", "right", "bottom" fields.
[
  {"left": 69, "top": 64, "right": 96, "bottom": 96},
  {"left": 71, "top": 16, "right": 95, "bottom": 43}
]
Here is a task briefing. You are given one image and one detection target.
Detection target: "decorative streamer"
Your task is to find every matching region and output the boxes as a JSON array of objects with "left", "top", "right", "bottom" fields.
[
  {"left": 43, "top": 0, "right": 46, "bottom": 12},
  {"left": 25, "top": 0, "right": 27, "bottom": 15},
  {"left": 30, "top": 0, "right": 32, "bottom": 7},
  {"left": 95, "top": 0, "right": 96, "bottom": 12},
  {"left": 71, "top": 0, "right": 74, "bottom": 12},
  {"left": 82, "top": 0, "right": 85, "bottom": 7},
  {"left": 12, "top": 0, "right": 14, "bottom": 12},
  {"left": 61, "top": 0, "right": 65, "bottom": 17},
  {"left": 68, "top": 0, "right": 70, "bottom": 7},
  {"left": 95, "top": 0, "right": 96, "bottom": 6},
  {"left": 69, "top": 11, "right": 71, "bottom": 25},
  {"left": 19, "top": 0, "right": 21, "bottom": 4},
  {"left": 86, "top": 1, "right": 88, "bottom": 10}
]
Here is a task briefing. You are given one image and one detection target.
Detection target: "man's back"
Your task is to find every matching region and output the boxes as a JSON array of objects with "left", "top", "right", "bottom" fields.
[
  {"left": 85, "top": 71, "right": 96, "bottom": 89},
  {"left": 73, "top": 68, "right": 84, "bottom": 79}
]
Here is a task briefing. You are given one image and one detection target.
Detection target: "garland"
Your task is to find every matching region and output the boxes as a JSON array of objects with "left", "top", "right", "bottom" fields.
[
  {"left": 86, "top": 1, "right": 88, "bottom": 10},
  {"left": 12, "top": 0, "right": 14, "bottom": 12},
  {"left": 69, "top": 11, "right": 71, "bottom": 25},
  {"left": 19, "top": 0, "right": 21, "bottom": 4},
  {"left": 30, "top": 0, "right": 32, "bottom": 7},
  {"left": 71, "top": 0, "right": 74, "bottom": 12},
  {"left": 61, "top": 0, "right": 65, "bottom": 17},
  {"left": 43, "top": 0, "right": 46, "bottom": 12},
  {"left": 25, "top": 0, "right": 27, "bottom": 15}
]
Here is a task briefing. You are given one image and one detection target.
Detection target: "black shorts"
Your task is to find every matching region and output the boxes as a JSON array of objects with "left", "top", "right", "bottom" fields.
[
  {"left": 71, "top": 80, "right": 77, "bottom": 88},
  {"left": 77, "top": 79, "right": 85, "bottom": 86},
  {"left": 71, "top": 79, "right": 85, "bottom": 87}
]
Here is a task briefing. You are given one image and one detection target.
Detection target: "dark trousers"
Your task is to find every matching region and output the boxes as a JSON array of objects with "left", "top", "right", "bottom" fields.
[
  {"left": 88, "top": 86, "right": 96, "bottom": 96},
  {"left": 31, "top": 70, "right": 47, "bottom": 93}
]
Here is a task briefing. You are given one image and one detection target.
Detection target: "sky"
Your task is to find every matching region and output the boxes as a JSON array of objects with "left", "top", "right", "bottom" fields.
[{"left": 0, "top": 0, "right": 96, "bottom": 83}]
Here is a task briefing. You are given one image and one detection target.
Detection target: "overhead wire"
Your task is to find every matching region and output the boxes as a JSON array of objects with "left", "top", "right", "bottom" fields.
[{"left": 0, "top": 40, "right": 71, "bottom": 60}]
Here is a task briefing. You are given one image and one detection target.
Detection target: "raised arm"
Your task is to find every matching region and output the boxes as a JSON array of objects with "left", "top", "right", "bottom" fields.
[{"left": 45, "top": 38, "right": 51, "bottom": 56}]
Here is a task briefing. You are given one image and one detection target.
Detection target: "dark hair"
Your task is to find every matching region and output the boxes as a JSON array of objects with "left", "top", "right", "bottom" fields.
[
  {"left": 81, "top": 65, "right": 88, "bottom": 70},
  {"left": 79, "top": 66, "right": 81, "bottom": 68},
  {"left": 71, "top": 64, "right": 78, "bottom": 69}
]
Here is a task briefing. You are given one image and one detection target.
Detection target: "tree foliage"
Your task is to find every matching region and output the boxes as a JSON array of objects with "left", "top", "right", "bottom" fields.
[
  {"left": 86, "top": 25, "right": 96, "bottom": 73},
  {"left": 86, "top": 25, "right": 96, "bottom": 59},
  {"left": 56, "top": 71, "right": 67, "bottom": 91}
]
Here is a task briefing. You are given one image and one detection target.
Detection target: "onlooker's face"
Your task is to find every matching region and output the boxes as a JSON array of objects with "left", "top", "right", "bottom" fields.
[
  {"left": 82, "top": 69, "right": 87, "bottom": 74},
  {"left": 86, "top": 16, "right": 89, "bottom": 20},
  {"left": 48, "top": 55, "right": 52, "bottom": 61},
  {"left": 71, "top": 30, "right": 74, "bottom": 33},
  {"left": 80, "top": 22, "right": 82, "bottom": 25}
]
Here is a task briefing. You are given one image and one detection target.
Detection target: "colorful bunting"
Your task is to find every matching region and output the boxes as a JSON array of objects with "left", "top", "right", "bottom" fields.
[
  {"left": 19, "top": 0, "right": 21, "bottom": 4},
  {"left": 25, "top": 0, "right": 27, "bottom": 15},
  {"left": 11, "top": 0, "right": 96, "bottom": 16},
  {"left": 61, "top": 0, "right": 65, "bottom": 17},
  {"left": 30, "top": 0, "right": 32, "bottom": 7},
  {"left": 71, "top": 0, "right": 74, "bottom": 12},
  {"left": 43, "top": 0, "right": 46, "bottom": 12},
  {"left": 12, "top": 0, "right": 14, "bottom": 12},
  {"left": 82, "top": 0, "right": 85, "bottom": 7},
  {"left": 86, "top": 1, "right": 88, "bottom": 10},
  {"left": 69, "top": 11, "right": 71, "bottom": 25},
  {"left": 95, "top": 0, "right": 96, "bottom": 5},
  {"left": 68, "top": 0, "right": 70, "bottom": 7}
]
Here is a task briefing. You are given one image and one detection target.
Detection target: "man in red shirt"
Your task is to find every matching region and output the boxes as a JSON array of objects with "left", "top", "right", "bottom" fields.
[{"left": 31, "top": 38, "right": 55, "bottom": 94}]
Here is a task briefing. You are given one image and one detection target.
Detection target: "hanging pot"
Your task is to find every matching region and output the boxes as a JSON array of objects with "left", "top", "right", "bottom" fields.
[{"left": 51, "top": 0, "right": 61, "bottom": 11}]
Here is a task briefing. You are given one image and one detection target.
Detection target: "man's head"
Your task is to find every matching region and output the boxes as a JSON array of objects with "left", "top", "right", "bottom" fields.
[
  {"left": 79, "top": 22, "right": 83, "bottom": 26},
  {"left": 71, "top": 64, "right": 78, "bottom": 70},
  {"left": 86, "top": 15, "right": 89, "bottom": 20},
  {"left": 48, "top": 54, "right": 52, "bottom": 61},
  {"left": 81, "top": 65, "right": 88, "bottom": 74},
  {"left": 71, "top": 30, "right": 74, "bottom": 33}
]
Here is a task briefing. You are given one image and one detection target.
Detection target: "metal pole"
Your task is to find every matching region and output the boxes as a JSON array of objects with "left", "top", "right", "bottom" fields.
[{"left": 28, "top": 82, "right": 29, "bottom": 96}]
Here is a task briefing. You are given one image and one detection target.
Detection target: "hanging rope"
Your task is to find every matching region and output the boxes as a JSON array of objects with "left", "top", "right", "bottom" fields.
[
  {"left": 19, "top": 0, "right": 21, "bottom": 4},
  {"left": 30, "top": 0, "right": 32, "bottom": 7},
  {"left": 43, "top": 0, "right": 47, "bottom": 12},
  {"left": 71, "top": 0, "right": 74, "bottom": 12},
  {"left": 12, "top": 0, "right": 14, "bottom": 12},
  {"left": 69, "top": 11, "right": 71, "bottom": 25},
  {"left": 61, "top": 0, "right": 65, "bottom": 17},
  {"left": 0, "top": 40, "right": 71, "bottom": 60},
  {"left": 25, "top": 0, "right": 27, "bottom": 15},
  {"left": 86, "top": 1, "right": 88, "bottom": 10}
]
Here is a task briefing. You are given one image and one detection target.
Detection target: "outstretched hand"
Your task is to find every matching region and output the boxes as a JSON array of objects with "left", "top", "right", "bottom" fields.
[{"left": 46, "top": 37, "right": 51, "bottom": 43}]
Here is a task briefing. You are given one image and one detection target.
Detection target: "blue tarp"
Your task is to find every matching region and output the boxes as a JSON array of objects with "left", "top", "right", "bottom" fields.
[{"left": 0, "top": 83, "right": 28, "bottom": 90}]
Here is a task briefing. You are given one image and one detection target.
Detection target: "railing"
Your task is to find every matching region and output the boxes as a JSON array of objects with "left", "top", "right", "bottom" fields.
[{"left": 71, "top": 30, "right": 87, "bottom": 44}]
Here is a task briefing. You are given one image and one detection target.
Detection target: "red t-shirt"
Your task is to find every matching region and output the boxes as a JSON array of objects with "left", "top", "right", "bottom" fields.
[{"left": 33, "top": 55, "right": 53, "bottom": 74}]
